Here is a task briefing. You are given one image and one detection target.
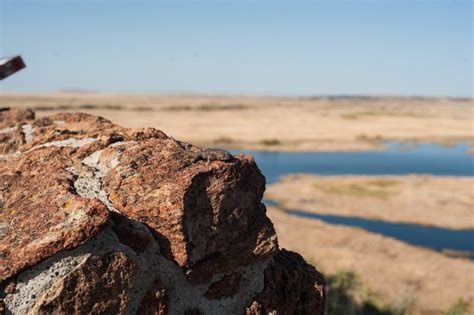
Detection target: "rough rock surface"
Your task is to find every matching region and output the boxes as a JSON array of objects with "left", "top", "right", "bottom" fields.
[
  {"left": 245, "top": 249, "right": 326, "bottom": 314},
  {"left": 0, "top": 108, "right": 325, "bottom": 314}
]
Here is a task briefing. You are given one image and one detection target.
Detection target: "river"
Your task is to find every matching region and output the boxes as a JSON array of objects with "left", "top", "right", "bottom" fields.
[{"left": 232, "top": 142, "right": 474, "bottom": 258}]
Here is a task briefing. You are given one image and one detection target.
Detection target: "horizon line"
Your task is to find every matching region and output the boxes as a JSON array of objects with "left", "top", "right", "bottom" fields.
[{"left": 0, "top": 90, "right": 472, "bottom": 101}]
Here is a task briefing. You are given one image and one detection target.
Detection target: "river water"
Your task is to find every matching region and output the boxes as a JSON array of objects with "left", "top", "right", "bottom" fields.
[
  {"left": 234, "top": 142, "right": 473, "bottom": 184},
  {"left": 232, "top": 142, "right": 474, "bottom": 258}
]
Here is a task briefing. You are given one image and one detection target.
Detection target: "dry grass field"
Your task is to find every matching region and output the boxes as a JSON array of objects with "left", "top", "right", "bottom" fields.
[
  {"left": 265, "top": 174, "right": 474, "bottom": 313},
  {"left": 0, "top": 92, "right": 472, "bottom": 152},
  {"left": 266, "top": 175, "right": 474, "bottom": 229},
  {"left": 267, "top": 206, "right": 474, "bottom": 314}
]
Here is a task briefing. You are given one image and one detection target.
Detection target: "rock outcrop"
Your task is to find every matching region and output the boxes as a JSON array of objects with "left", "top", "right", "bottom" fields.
[{"left": 0, "top": 108, "right": 325, "bottom": 314}]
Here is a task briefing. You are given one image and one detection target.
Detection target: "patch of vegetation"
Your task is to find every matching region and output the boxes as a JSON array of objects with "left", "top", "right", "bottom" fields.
[
  {"left": 213, "top": 137, "right": 234, "bottom": 144},
  {"left": 197, "top": 103, "right": 247, "bottom": 111},
  {"left": 341, "top": 113, "right": 361, "bottom": 120},
  {"left": 163, "top": 103, "right": 247, "bottom": 111},
  {"left": 306, "top": 263, "right": 469, "bottom": 315},
  {"left": 315, "top": 179, "right": 398, "bottom": 199},
  {"left": 342, "top": 111, "right": 428, "bottom": 120},
  {"left": 342, "top": 111, "right": 387, "bottom": 120},
  {"left": 367, "top": 178, "right": 399, "bottom": 188},
  {"left": 441, "top": 249, "right": 473, "bottom": 259},
  {"left": 259, "top": 139, "right": 281, "bottom": 146},
  {"left": 326, "top": 270, "right": 414, "bottom": 315},
  {"left": 356, "top": 134, "right": 384, "bottom": 143},
  {"left": 444, "top": 298, "right": 470, "bottom": 315}
]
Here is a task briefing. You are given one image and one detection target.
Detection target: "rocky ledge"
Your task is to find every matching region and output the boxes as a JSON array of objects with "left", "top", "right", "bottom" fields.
[{"left": 0, "top": 108, "right": 325, "bottom": 314}]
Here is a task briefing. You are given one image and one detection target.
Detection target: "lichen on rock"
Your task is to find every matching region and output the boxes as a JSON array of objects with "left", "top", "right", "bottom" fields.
[{"left": 0, "top": 108, "right": 325, "bottom": 314}]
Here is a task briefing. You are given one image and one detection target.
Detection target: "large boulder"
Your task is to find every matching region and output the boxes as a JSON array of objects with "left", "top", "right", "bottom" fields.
[{"left": 0, "top": 108, "right": 325, "bottom": 314}]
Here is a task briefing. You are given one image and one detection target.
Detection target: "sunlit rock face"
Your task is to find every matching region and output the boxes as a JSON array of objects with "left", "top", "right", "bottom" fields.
[{"left": 0, "top": 108, "right": 325, "bottom": 315}]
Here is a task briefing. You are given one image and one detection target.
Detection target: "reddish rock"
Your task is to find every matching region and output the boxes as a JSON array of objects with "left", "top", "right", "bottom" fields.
[
  {"left": 2, "top": 281, "right": 15, "bottom": 294},
  {"left": 205, "top": 272, "right": 241, "bottom": 300},
  {"left": 246, "top": 249, "right": 326, "bottom": 315},
  {"left": 138, "top": 278, "right": 168, "bottom": 315},
  {"left": 0, "top": 148, "right": 110, "bottom": 280},
  {"left": 111, "top": 212, "right": 151, "bottom": 253},
  {"left": 184, "top": 309, "right": 202, "bottom": 315},
  {"left": 29, "top": 252, "right": 137, "bottom": 314},
  {"left": 0, "top": 109, "right": 325, "bottom": 314},
  {"left": 0, "top": 108, "right": 34, "bottom": 154},
  {"left": 103, "top": 139, "right": 278, "bottom": 283},
  {"left": 27, "top": 112, "right": 124, "bottom": 149},
  {"left": 0, "top": 108, "right": 34, "bottom": 128}
]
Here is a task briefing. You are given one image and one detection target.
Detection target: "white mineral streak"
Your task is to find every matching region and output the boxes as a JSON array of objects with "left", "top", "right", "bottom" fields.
[{"left": 20, "top": 125, "right": 34, "bottom": 143}]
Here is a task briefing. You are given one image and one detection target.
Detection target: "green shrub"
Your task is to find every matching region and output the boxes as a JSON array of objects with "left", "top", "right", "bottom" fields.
[
  {"left": 259, "top": 139, "right": 281, "bottom": 146},
  {"left": 326, "top": 270, "right": 413, "bottom": 315},
  {"left": 444, "top": 298, "right": 469, "bottom": 315}
]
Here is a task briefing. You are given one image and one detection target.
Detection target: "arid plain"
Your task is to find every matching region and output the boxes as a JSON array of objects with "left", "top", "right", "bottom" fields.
[
  {"left": 2, "top": 93, "right": 473, "bottom": 314},
  {"left": 267, "top": 175, "right": 474, "bottom": 229},
  {"left": 0, "top": 93, "right": 472, "bottom": 152}
]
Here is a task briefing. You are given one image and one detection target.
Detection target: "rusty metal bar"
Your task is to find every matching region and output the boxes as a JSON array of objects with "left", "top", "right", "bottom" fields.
[{"left": 0, "top": 55, "right": 26, "bottom": 80}]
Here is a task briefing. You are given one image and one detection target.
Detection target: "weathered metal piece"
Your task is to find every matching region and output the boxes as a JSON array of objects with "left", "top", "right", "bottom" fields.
[{"left": 0, "top": 55, "right": 26, "bottom": 80}]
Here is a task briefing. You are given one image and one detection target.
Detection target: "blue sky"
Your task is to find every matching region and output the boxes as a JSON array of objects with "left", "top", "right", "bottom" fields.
[{"left": 0, "top": 0, "right": 472, "bottom": 97}]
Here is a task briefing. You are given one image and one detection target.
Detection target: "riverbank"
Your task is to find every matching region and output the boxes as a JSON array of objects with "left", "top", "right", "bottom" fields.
[
  {"left": 1, "top": 93, "right": 472, "bottom": 152},
  {"left": 266, "top": 175, "right": 474, "bottom": 230},
  {"left": 267, "top": 206, "right": 474, "bottom": 314}
]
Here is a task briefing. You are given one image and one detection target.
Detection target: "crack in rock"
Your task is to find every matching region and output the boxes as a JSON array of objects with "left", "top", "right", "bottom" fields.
[{"left": 70, "top": 141, "right": 134, "bottom": 213}]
